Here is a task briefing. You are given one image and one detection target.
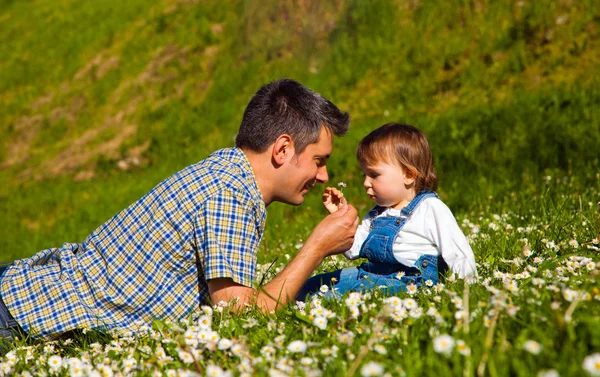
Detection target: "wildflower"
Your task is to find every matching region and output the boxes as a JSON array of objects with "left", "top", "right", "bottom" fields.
[
  {"left": 48, "top": 355, "right": 63, "bottom": 372},
  {"left": 587, "top": 262, "right": 596, "bottom": 271},
  {"left": 409, "top": 307, "right": 423, "bottom": 319},
  {"left": 243, "top": 318, "right": 258, "bottom": 328},
  {"left": 384, "top": 296, "right": 403, "bottom": 308},
  {"left": 406, "top": 283, "right": 418, "bottom": 295},
  {"left": 373, "top": 344, "right": 387, "bottom": 355},
  {"left": 67, "top": 358, "right": 84, "bottom": 376},
  {"left": 523, "top": 340, "right": 542, "bottom": 355},
  {"left": 345, "top": 292, "right": 362, "bottom": 307},
  {"left": 425, "top": 279, "right": 434, "bottom": 287},
  {"left": 319, "top": 285, "right": 329, "bottom": 293},
  {"left": 198, "top": 315, "right": 212, "bottom": 329},
  {"left": 337, "top": 331, "right": 355, "bottom": 345},
  {"left": 178, "top": 350, "right": 194, "bottom": 364},
  {"left": 582, "top": 353, "right": 600, "bottom": 376},
  {"left": 504, "top": 280, "right": 519, "bottom": 293},
  {"left": 402, "top": 298, "right": 417, "bottom": 310},
  {"left": 563, "top": 288, "right": 579, "bottom": 302},
  {"left": 456, "top": 340, "right": 471, "bottom": 356},
  {"left": 287, "top": 340, "right": 308, "bottom": 353},
  {"left": 361, "top": 361, "right": 384, "bottom": 376},
  {"left": 348, "top": 305, "right": 360, "bottom": 318},
  {"left": 201, "top": 305, "right": 214, "bottom": 316},
  {"left": 300, "top": 357, "right": 314, "bottom": 366},
  {"left": 261, "top": 345, "right": 276, "bottom": 361},
  {"left": 396, "top": 271, "right": 406, "bottom": 279},
  {"left": 97, "top": 365, "right": 114, "bottom": 377},
  {"left": 313, "top": 316, "right": 328, "bottom": 330},
  {"left": 337, "top": 182, "right": 347, "bottom": 188},
  {"left": 569, "top": 239, "right": 579, "bottom": 248},
  {"left": 218, "top": 338, "right": 233, "bottom": 350},
  {"left": 433, "top": 334, "right": 455, "bottom": 356},
  {"left": 206, "top": 364, "right": 228, "bottom": 377}
]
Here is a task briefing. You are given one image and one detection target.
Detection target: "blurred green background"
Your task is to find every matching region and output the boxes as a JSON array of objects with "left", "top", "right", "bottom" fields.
[{"left": 1, "top": 0, "right": 598, "bottom": 260}]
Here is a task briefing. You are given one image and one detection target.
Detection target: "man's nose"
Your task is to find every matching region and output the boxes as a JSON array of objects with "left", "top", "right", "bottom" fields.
[{"left": 316, "top": 166, "right": 329, "bottom": 183}]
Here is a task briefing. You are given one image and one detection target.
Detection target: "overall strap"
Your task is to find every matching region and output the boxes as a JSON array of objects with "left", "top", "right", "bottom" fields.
[{"left": 400, "top": 190, "right": 439, "bottom": 217}]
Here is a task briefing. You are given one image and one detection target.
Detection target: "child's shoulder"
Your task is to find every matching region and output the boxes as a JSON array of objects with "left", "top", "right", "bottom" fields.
[{"left": 418, "top": 196, "right": 455, "bottom": 216}]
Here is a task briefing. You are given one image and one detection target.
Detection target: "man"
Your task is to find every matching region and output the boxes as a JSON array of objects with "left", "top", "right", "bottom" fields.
[{"left": 0, "top": 79, "right": 359, "bottom": 339}]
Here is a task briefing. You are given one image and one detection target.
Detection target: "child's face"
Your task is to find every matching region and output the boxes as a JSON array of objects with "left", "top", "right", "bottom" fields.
[{"left": 360, "top": 161, "right": 416, "bottom": 209}]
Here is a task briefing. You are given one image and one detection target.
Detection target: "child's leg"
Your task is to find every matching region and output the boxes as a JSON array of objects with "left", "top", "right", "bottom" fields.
[
  {"left": 296, "top": 269, "right": 343, "bottom": 301},
  {"left": 297, "top": 266, "right": 365, "bottom": 301}
]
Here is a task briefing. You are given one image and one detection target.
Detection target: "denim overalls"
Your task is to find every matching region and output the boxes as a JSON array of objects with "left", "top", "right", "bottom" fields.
[{"left": 298, "top": 190, "right": 445, "bottom": 300}]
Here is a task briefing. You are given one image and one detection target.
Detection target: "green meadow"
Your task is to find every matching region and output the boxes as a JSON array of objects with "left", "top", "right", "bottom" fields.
[{"left": 1, "top": 0, "right": 599, "bottom": 376}]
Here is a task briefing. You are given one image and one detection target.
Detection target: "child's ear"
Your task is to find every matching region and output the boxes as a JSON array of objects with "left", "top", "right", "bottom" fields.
[
  {"left": 272, "top": 134, "right": 294, "bottom": 165},
  {"left": 404, "top": 168, "right": 417, "bottom": 185}
]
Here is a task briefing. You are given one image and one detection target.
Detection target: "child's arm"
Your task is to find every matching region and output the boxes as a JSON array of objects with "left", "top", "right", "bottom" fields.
[
  {"left": 343, "top": 216, "right": 371, "bottom": 260},
  {"left": 426, "top": 200, "right": 478, "bottom": 279},
  {"left": 322, "top": 187, "right": 348, "bottom": 214}
]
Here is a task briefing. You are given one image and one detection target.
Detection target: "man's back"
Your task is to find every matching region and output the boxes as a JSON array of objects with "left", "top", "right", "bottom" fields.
[{"left": 0, "top": 148, "right": 265, "bottom": 338}]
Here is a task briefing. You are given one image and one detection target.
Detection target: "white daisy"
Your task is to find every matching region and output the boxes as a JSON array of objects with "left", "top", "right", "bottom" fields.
[{"left": 433, "top": 334, "right": 455, "bottom": 356}]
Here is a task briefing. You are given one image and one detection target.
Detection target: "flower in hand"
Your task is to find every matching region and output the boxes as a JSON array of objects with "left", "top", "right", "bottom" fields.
[{"left": 322, "top": 187, "right": 348, "bottom": 214}]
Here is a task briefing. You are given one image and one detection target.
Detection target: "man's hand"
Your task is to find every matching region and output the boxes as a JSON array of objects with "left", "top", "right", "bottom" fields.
[
  {"left": 306, "top": 203, "right": 359, "bottom": 257},
  {"left": 322, "top": 187, "right": 347, "bottom": 214},
  {"left": 207, "top": 205, "right": 358, "bottom": 312}
]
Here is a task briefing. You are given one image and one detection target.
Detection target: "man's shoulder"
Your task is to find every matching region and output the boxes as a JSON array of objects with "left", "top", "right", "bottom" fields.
[{"left": 170, "top": 148, "right": 254, "bottom": 195}]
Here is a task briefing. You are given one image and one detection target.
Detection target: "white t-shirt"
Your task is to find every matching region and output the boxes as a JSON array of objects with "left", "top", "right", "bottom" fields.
[{"left": 344, "top": 197, "right": 477, "bottom": 279}]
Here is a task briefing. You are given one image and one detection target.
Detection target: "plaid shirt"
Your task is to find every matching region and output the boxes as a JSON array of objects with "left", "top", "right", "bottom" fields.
[{"left": 0, "top": 148, "right": 266, "bottom": 338}]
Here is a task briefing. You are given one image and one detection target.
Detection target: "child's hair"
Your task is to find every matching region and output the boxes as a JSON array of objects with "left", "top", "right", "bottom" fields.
[{"left": 356, "top": 123, "right": 438, "bottom": 192}]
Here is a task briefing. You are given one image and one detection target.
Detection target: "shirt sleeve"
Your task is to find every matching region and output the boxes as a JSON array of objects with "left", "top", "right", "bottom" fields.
[
  {"left": 343, "top": 214, "right": 372, "bottom": 260},
  {"left": 195, "top": 189, "right": 260, "bottom": 287},
  {"left": 425, "top": 200, "right": 478, "bottom": 279}
]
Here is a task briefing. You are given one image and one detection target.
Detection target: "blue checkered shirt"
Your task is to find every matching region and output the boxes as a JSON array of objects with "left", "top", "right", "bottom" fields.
[{"left": 0, "top": 148, "right": 266, "bottom": 338}]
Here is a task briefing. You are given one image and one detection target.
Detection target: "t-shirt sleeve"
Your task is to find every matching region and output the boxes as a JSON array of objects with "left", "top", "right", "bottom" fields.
[
  {"left": 344, "top": 214, "right": 372, "bottom": 260},
  {"left": 194, "top": 189, "right": 260, "bottom": 287},
  {"left": 425, "top": 200, "right": 478, "bottom": 279}
]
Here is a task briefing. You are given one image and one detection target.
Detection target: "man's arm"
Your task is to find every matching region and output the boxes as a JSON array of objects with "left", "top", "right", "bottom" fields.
[{"left": 208, "top": 204, "right": 359, "bottom": 312}]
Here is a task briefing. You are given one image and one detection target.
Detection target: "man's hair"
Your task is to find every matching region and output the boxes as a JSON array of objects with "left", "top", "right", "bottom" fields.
[
  {"left": 357, "top": 123, "right": 438, "bottom": 192},
  {"left": 235, "top": 78, "right": 350, "bottom": 154}
]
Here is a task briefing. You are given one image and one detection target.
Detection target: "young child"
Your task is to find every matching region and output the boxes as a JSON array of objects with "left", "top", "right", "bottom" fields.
[{"left": 298, "top": 123, "right": 477, "bottom": 299}]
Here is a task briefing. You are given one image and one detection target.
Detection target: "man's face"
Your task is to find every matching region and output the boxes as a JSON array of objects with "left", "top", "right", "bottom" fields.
[{"left": 279, "top": 127, "right": 333, "bottom": 205}]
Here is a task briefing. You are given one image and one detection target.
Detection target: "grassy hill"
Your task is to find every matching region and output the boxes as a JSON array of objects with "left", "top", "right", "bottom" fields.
[
  {"left": 1, "top": 0, "right": 598, "bottom": 259},
  {"left": 1, "top": 2, "right": 600, "bottom": 376}
]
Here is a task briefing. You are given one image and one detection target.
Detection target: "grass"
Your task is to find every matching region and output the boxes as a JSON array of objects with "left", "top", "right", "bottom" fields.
[
  {"left": 1, "top": 174, "right": 599, "bottom": 376},
  {"left": 0, "top": 0, "right": 599, "bottom": 375}
]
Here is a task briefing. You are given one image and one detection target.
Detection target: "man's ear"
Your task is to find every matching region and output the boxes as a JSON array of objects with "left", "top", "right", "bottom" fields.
[{"left": 272, "top": 134, "right": 294, "bottom": 166}]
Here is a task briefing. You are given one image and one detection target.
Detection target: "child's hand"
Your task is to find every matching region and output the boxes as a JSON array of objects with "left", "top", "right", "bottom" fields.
[{"left": 322, "top": 187, "right": 348, "bottom": 214}]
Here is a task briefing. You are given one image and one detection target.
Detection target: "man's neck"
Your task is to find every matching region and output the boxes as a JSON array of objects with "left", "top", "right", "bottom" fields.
[{"left": 241, "top": 148, "right": 275, "bottom": 207}]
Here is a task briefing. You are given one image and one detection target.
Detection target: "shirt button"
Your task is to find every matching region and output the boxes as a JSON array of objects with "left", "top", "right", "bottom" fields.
[
  {"left": 422, "top": 260, "right": 429, "bottom": 268},
  {"left": 395, "top": 219, "right": 401, "bottom": 225}
]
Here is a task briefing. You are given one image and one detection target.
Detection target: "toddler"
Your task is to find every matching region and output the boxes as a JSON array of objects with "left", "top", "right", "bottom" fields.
[{"left": 298, "top": 123, "right": 477, "bottom": 299}]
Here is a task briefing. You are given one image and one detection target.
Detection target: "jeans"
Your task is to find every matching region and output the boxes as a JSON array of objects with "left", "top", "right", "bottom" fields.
[
  {"left": 297, "top": 254, "right": 441, "bottom": 301},
  {"left": 0, "top": 264, "right": 20, "bottom": 340}
]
